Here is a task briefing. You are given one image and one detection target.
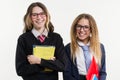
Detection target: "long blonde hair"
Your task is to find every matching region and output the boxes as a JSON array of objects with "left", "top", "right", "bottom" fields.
[
  {"left": 23, "top": 2, "right": 54, "bottom": 33},
  {"left": 70, "top": 13, "right": 102, "bottom": 66}
]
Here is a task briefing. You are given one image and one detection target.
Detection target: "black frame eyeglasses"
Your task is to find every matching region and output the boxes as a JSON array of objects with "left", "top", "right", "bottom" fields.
[{"left": 76, "top": 25, "right": 90, "bottom": 31}]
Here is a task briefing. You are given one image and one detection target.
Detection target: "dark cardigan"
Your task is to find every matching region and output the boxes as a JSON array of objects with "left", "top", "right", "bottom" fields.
[{"left": 15, "top": 31, "right": 66, "bottom": 80}]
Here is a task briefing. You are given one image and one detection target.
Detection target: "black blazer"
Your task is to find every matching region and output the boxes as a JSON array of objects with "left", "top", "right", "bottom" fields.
[
  {"left": 63, "top": 43, "right": 107, "bottom": 80},
  {"left": 15, "top": 31, "right": 67, "bottom": 80}
]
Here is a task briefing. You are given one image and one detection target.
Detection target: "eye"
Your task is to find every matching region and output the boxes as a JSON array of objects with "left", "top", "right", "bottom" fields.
[
  {"left": 76, "top": 25, "right": 82, "bottom": 29},
  {"left": 84, "top": 26, "right": 90, "bottom": 29},
  {"left": 39, "top": 12, "right": 46, "bottom": 15},
  {"left": 31, "top": 13, "right": 37, "bottom": 16}
]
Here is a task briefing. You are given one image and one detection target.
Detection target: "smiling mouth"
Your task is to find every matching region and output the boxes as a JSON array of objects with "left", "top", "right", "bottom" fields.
[
  {"left": 36, "top": 19, "right": 45, "bottom": 24},
  {"left": 78, "top": 32, "right": 85, "bottom": 36}
]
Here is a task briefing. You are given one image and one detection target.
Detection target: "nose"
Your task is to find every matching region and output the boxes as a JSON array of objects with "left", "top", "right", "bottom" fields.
[
  {"left": 37, "top": 14, "right": 42, "bottom": 18},
  {"left": 80, "top": 27, "right": 84, "bottom": 31}
]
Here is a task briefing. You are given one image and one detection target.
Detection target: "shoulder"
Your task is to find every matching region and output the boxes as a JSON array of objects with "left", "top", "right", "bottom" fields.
[
  {"left": 65, "top": 43, "right": 71, "bottom": 54},
  {"left": 49, "top": 32, "right": 61, "bottom": 36},
  {"left": 65, "top": 43, "right": 70, "bottom": 49},
  {"left": 100, "top": 43, "right": 104, "bottom": 48},
  {"left": 18, "top": 32, "right": 32, "bottom": 41},
  {"left": 100, "top": 43, "right": 105, "bottom": 53},
  {"left": 48, "top": 32, "right": 63, "bottom": 39},
  {"left": 100, "top": 43, "right": 106, "bottom": 58}
]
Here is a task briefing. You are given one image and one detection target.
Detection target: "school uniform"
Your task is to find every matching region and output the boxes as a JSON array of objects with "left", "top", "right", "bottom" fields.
[
  {"left": 63, "top": 43, "right": 107, "bottom": 80},
  {"left": 15, "top": 29, "right": 66, "bottom": 80}
]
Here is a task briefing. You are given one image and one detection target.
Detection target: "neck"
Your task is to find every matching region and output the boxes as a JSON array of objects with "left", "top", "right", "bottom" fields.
[{"left": 37, "top": 27, "right": 45, "bottom": 34}]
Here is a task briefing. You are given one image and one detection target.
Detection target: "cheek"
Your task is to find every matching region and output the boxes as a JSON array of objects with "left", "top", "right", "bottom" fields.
[
  {"left": 31, "top": 18, "right": 36, "bottom": 22},
  {"left": 30, "top": 15, "right": 37, "bottom": 21},
  {"left": 76, "top": 31, "right": 80, "bottom": 37},
  {"left": 31, "top": 19, "right": 38, "bottom": 25},
  {"left": 76, "top": 29, "right": 79, "bottom": 33},
  {"left": 43, "top": 16, "right": 47, "bottom": 21},
  {"left": 87, "top": 31, "right": 91, "bottom": 35},
  {"left": 30, "top": 17, "right": 35, "bottom": 23}
]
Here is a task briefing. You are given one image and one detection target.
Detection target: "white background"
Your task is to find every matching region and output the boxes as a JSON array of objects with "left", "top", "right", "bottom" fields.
[{"left": 0, "top": 0, "right": 119, "bottom": 80}]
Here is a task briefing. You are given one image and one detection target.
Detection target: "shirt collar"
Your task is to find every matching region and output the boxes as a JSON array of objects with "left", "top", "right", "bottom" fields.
[
  {"left": 77, "top": 40, "right": 90, "bottom": 46},
  {"left": 32, "top": 28, "right": 48, "bottom": 38}
]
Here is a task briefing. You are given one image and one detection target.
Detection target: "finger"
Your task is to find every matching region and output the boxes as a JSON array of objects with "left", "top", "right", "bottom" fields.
[{"left": 50, "top": 57, "right": 56, "bottom": 60}]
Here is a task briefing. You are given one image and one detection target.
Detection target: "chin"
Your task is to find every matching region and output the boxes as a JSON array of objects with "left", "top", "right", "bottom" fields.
[{"left": 78, "top": 37, "right": 86, "bottom": 41}]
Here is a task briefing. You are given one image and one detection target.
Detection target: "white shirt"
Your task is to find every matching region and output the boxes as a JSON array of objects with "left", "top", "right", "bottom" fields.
[
  {"left": 76, "top": 41, "right": 92, "bottom": 75},
  {"left": 31, "top": 28, "right": 48, "bottom": 39}
]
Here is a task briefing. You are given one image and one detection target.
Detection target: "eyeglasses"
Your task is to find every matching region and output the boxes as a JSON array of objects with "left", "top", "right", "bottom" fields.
[
  {"left": 76, "top": 25, "right": 90, "bottom": 31},
  {"left": 31, "top": 12, "right": 46, "bottom": 18}
]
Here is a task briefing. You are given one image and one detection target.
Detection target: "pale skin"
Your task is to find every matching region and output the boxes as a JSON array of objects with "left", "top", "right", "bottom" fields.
[
  {"left": 27, "top": 6, "right": 55, "bottom": 65},
  {"left": 76, "top": 18, "right": 91, "bottom": 44},
  {"left": 31, "top": 6, "right": 46, "bottom": 33}
]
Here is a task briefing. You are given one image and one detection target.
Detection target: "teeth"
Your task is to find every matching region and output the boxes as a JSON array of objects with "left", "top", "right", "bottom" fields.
[
  {"left": 79, "top": 33, "right": 84, "bottom": 36},
  {"left": 79, "top": 33, "right": 86, "bottom": 37},
  {"left": 80, "top": 34, "right": 84, "bottom": 36},
  {"left": 80, "top": 34, "right": 84, "bottom": 35},
  {"left": 36, "top": 20, "right": 43, "bottom": 24},
  {"left": 36, "top": 18, "right": 44, "bottom": 23}
]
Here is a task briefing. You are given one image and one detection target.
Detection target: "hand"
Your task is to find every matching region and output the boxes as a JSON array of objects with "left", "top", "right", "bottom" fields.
[
  {"left": 50, "top": 57, "right": 56, "bottom": 61},
  {"left": 27, "top": 55, "right": 41, "bottom": 64}
]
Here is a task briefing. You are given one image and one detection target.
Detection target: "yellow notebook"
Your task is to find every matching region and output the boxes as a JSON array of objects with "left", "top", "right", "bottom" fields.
[
  {"left": 33, "top": 45, "right": 55, "bottom": 60},
  {"left": 33, "top": 45, "right": 55, "bottom": 72}
]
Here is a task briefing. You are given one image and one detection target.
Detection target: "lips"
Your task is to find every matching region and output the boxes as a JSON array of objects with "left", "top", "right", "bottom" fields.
[
  {"left": 78, "top": 32, "right": 86, "bottom": 37},
  {"left": 35, "top": 19, "right": 45, "bottom": 24}
]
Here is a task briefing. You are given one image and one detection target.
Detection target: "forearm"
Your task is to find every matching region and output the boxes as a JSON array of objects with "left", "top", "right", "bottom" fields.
[{"left": 40, "top": 57, "right": 66, "bottom": 71}]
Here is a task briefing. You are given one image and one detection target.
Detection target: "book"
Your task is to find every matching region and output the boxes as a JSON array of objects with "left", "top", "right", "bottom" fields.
[
  {"left": 86, "top": 57, "right": 99, "bottom": 80},
  {"left": 33, "top": 45, "right": 55, "bottom": 71},
  {"left": 33, "top": 45, "right": 55, "bottom": 60}
]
